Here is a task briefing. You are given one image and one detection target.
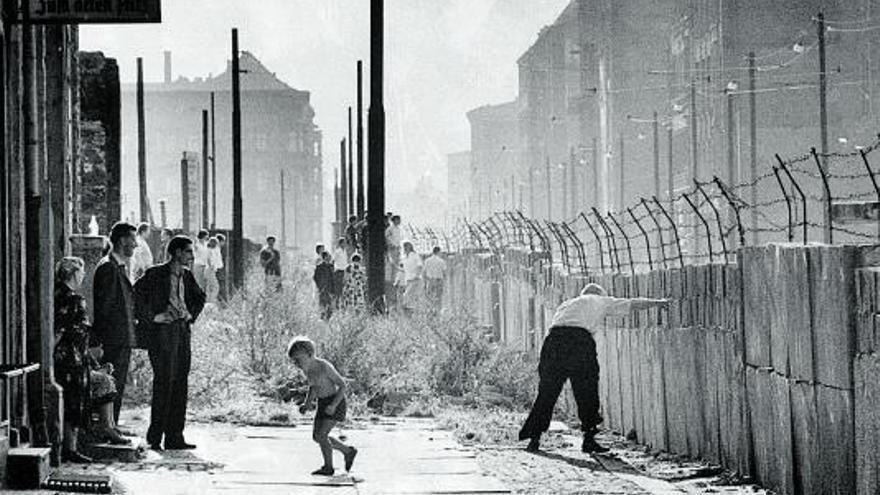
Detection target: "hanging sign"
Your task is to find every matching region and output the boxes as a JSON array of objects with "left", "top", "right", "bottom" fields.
[{"left": 26, "top": 0, "right": 161, "bottom": 24}]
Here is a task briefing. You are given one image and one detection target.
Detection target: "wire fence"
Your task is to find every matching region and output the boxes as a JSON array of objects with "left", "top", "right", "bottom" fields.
[{"left": 411, "top": 134, "right": 880, "bottom": 275}]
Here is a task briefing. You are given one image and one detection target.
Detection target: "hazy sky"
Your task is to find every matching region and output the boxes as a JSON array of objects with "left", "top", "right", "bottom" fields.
[{"left": 80, "top": 0, "right": 569, "bottom": 203}]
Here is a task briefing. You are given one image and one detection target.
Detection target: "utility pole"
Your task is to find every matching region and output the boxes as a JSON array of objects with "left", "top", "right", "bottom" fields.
[
  {"left": 545, "top": 156, "right": 552, "bottom": 219},
  {"left": 357, "top": 60, "right": 366, "bottom": 216},
  {"left": 334, "top": 168, "right": 341, "bottom": 226},
  {"left": 529, "top": 168, "right": 535, "bottom": 216},
  {"left": 592, "top": 137, "right": 598, "bottom": 208},
  {"left": 690, "top": 79, "right": 699, "bottom": 254},
  {"left": 210, "top": 92, "right": 217, "bottom": 229},
  {"left": 690, "top": 79, "right": 698, "bottom": 181},
  {"left": 618, "top": 131, "right": 625, "bottom": 211},
  {"left": 280, "top": 170, "right": 287, "bottom": 249},
  {"left": 510, "top": 174, "right": 516, "bottom": 209},
  {"left": 726, "top": 89, "right": 736, "bottom": 185},
  {"left": 159, "top": 199, "right": 167, "bottom": 228},
  {"left": 667, "top": 127, "right": 674, "bottom": 204},
  {"left": 137, "top": 57, "right": 150, "bottom": 223},
  {"left": 749, "top": 51, "right": 758, "bottom": 243},
  {"left": 367, "top": 0, "right": 387, "bottom": 312},
  {"left": 340, "top": 138, "right": 348, "bottom": 219},
  {"left": 726, "top": 86, "right": 738, "bottom": 245},
  {"left": 818, "top": 12, "right": 831, "bottom": 242},
  {"left": 231, "top": 28, "right": 243, "bottom": 290},
  {"left": 201, "top": 109, "right": 209, "bottom": 229},
  {"left": 569, "top": 147, "right": 576, "bottom": 216},
  {"left": 180, "top": 154, "right": 190, "bottom": 232},
  {"left": 653, "top": 111, "right": 660, "bottom": 200},
  {"left": 348, "top": 107, "right": 354, "bottom": 216},
  {"left": 562, "top": 159, "right": 568, "bottom": 218}
]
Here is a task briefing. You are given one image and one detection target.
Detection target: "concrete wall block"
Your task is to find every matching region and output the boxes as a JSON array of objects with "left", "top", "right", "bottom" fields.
[
  {"left": 769, "top": 373, "right": 795, "bottom": 495},
  {"left": 790, "top": 381, "right": 819, "bottom": 495},
  {"left": 810, "top": 245, "right": 858, "bottom": 390},
  {"left": 815, "top": 385, "right": 856, "bottom": 495},
  {"left": 742, "top": 245, "right": 771, "bottom": 367},
  {"left": 855, "top": 268, "right": 879, "bottom": 355},
  {"left": 747, "top": 367, "right": 773, "bottom": 487},
  {"left": 855, "top": 353, "right": 880, "bottom": 495}
]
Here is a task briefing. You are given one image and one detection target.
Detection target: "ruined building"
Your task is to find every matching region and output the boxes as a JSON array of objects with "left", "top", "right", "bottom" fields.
[{"left": 120, "top": 51, "right": 323, "bottom": 249}]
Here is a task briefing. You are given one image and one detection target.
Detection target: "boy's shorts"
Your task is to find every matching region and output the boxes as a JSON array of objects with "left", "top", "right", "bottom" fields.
[{"left": 316, "top": 396, "right": 347, "bottom": 422}]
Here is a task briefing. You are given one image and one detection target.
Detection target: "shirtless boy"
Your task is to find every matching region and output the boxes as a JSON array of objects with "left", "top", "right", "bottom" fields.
[{"left": 287, "top": 336, "right": 358, "bottom": 475}]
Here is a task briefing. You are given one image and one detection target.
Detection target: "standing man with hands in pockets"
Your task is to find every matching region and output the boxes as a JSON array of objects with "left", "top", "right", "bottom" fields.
[
  {"left": 519, "top": 283, "right": 669, "bottom": 454},
  {"left": 134, "top": 235, "right": 206, "bottom": 451},
  {"left": 92, "top": 222, "right": 138, "bottom": 424}
]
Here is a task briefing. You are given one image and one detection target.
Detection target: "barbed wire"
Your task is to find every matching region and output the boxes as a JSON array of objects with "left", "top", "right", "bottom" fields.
[{"left": 412, "top": 134, "right": 880, "bottom": 275}]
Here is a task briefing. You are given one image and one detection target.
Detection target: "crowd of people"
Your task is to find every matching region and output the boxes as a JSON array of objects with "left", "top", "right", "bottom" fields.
[
  {"left": 54, "top": 222, "right": 218, "bottom": 463},
  {"left": 311, "top": 213, "right": 448, "bottom": 319}
]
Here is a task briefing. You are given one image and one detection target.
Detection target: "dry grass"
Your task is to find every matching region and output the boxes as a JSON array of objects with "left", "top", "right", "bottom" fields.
[{"left": 124, "top": 260, "right": 567, "bottom": 429}]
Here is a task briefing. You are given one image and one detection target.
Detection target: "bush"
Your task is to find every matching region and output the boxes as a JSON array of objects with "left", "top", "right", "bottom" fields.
[{"left": 126, "top": 258, "right": 546, "bottom": 424}]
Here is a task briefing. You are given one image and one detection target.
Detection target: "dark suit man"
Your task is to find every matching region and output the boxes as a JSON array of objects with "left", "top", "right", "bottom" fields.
[
  {"left": 92, "top": 222, "right": 138, "bottom": 423},
  {"left": 133, "top": 236, "right": 205, "bottom": 450}
]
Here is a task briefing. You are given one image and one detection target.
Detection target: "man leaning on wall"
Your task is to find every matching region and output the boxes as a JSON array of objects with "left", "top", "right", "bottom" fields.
[{"left": 518, "top": 283, "right": 668, "bottom": 453}]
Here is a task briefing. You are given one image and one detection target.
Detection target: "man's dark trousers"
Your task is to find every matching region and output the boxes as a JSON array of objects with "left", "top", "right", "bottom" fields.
[
  {"left": 146, "top": 321, "right": 191, "bottom": 446},
  {"left": 519, "top": 326, "right": 602, "bottom": 440},
  {"left": 103, "top": 344, "right": 131, "bottom": 424},
  {"left": 216, "top": 268, "right": 227, "bottom": 303}
]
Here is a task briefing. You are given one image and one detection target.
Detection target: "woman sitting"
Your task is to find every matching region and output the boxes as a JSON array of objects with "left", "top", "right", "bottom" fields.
[{"left": 54, "top": 257, "right": 129, "bottom": 463}]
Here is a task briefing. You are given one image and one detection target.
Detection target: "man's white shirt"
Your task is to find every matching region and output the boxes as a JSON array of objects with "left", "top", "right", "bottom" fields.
[
  {"left": 401, "top": 251, "right": 423, "bottom": 282},
  {"left": 423, "top": 255, "right": 447, "bottom": 280},
  {"left": 549, "top": 294, "right": 633, "bottom": 334}
]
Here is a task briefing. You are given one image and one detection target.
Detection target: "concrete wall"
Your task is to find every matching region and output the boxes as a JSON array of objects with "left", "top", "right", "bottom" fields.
[{"left": 448, "top": 243, "right": 880, "bottom": 495}]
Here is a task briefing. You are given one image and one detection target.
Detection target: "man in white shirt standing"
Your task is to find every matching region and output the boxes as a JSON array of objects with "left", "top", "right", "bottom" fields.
[
  {"left": 400, "top": 241, "right": 423, "bottom": 312},
  {"left": 131, "top": 222, "right": 154, "bottom": 281},
  {"left": 385, "top": 215, "right": 403, "bottom": 287},
  {"left": 192, "top": 230, "right": 210, "bottom": 289},
  {"left": 422, "top": 246, "right": 447, "bottom": 308},
  {"left": 518, "top": 283, "right": 668, "bottom": 454},
  {"left": 331, "top": 238, "right": 349, "bottom": 306}
]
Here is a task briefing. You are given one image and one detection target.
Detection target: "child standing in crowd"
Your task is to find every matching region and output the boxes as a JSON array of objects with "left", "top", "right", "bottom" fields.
[{"left": 288, "top": 336, "right": 357, "bottom": 476}]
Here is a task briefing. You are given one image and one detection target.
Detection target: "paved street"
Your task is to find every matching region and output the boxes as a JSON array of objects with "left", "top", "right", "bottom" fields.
[{"left": 0, "top": 415, "right": 766, "bottom": 495}]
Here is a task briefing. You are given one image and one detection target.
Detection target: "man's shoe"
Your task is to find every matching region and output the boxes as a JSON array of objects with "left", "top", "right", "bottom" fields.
[
  {"left": 581, "top": 436, "right": 609, "bottom": 454},
  {"left": 525, "top": 437, "right": 540, "bottom": 452},
  {"left": 61, "top": 449, "right": 93, "bottom": 463},
  {"left": 344, "top": 447, "right": 358, "bottom": 472},
  {"left": 311, "top": 466, "right": 335, "bottom": 476},
  {"left": 164, "top": 441, "right": 197, "bottom": 450},
  {"left": 148, "top": 442, "right": 163, "bottom": 451}
]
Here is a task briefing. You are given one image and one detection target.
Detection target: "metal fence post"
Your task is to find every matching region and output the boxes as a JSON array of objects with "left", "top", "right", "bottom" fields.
[
  {"left": 653, "top": 196, "right": 684, "bottom": 269},
  {"left": 579, "top": 212, "right": 606, "bottom": 274},
  {"left": 640, "top": 198, "right": 668, "bottom": 270},
  {"left": 694, "top": 180, "right": 728, "bottom": 264},
  {"left": 683, "top": 191, "right": 714, "bottom": 263},
  {"left": 628, "top": 207, "right": 653, "bottom": 271}
]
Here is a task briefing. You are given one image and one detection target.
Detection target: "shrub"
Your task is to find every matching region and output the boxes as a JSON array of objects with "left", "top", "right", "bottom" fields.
[{"left": 122, "top": 258, "right": 547, "bottom": 425}]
